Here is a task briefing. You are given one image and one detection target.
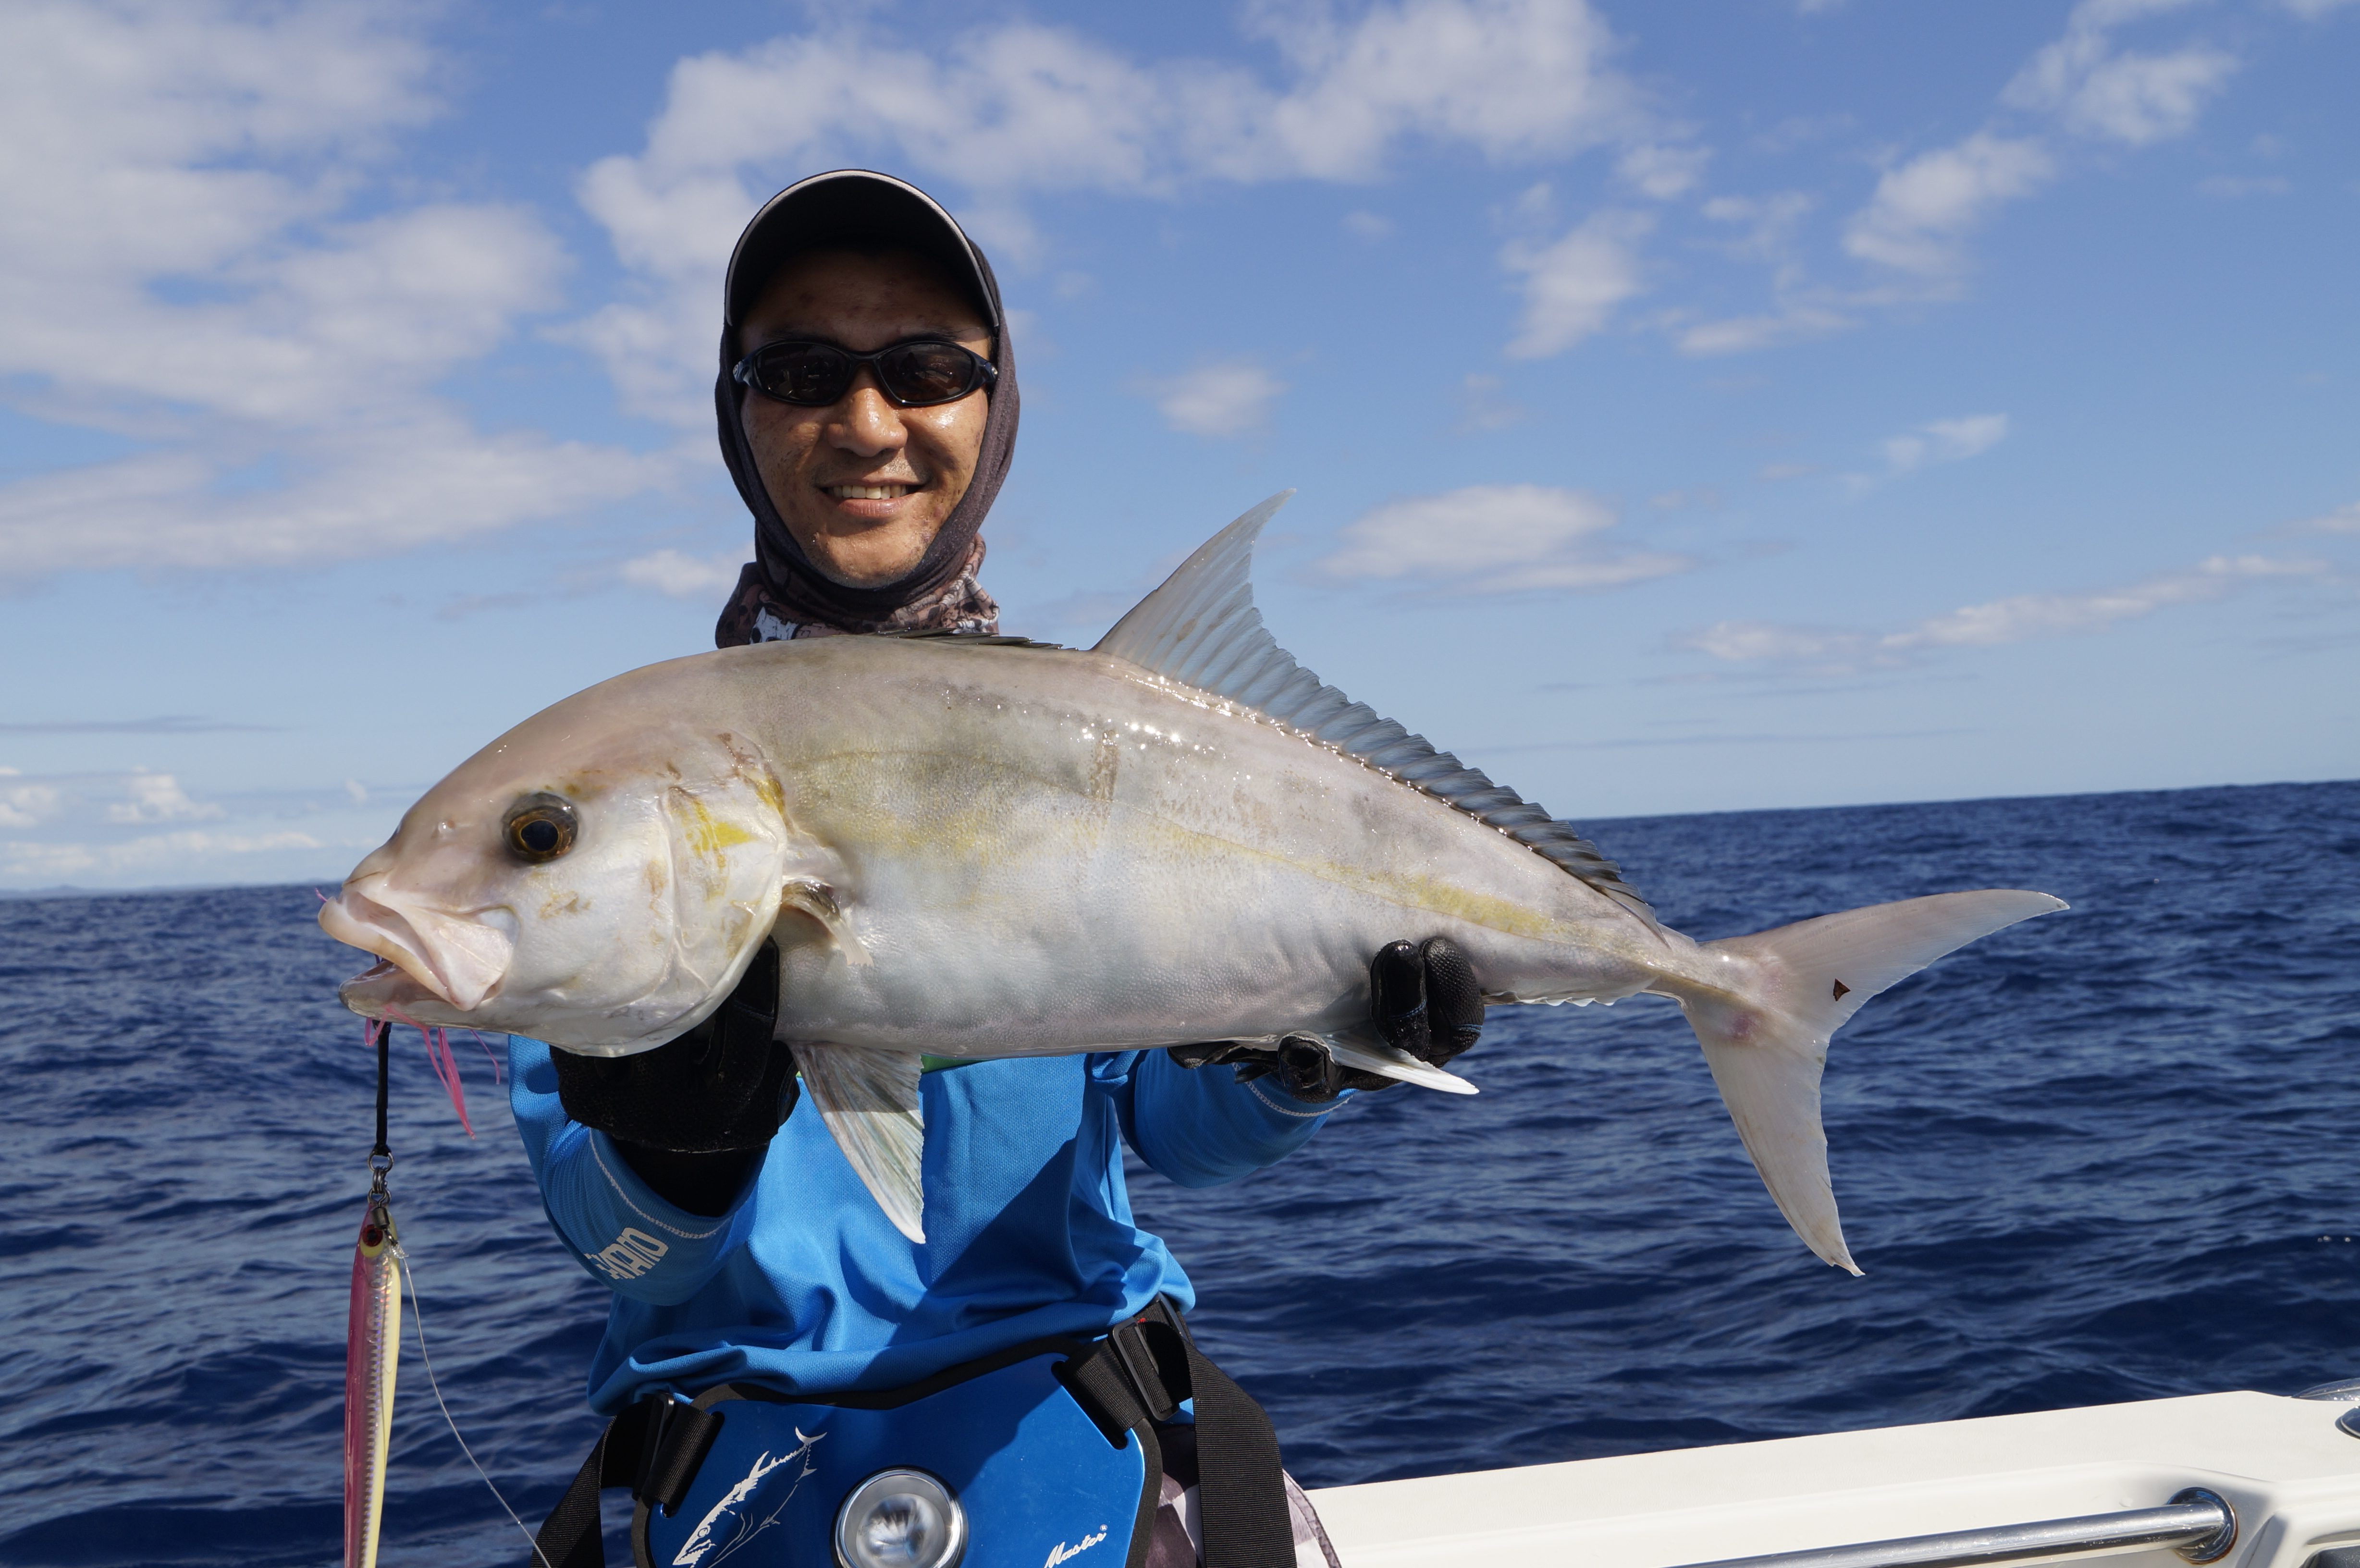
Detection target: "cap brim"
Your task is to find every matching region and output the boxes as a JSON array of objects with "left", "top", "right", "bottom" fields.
[{"left": 725, "top": 169, "right": 996, "bottom": 332}]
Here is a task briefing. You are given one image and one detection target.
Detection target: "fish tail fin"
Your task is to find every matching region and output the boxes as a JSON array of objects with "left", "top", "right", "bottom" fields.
[{"left": 1673, "top": 889, "right": 2066, "bottom": 1274}]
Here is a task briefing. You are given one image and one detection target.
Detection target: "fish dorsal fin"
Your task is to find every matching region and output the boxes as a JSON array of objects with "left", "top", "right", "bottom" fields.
[
  {"left": 793, "top": 1043, "right": 925, "bottom": 1242},
  {"left": 1094, "top": 495, "right": 1654, "bottom": 923}
]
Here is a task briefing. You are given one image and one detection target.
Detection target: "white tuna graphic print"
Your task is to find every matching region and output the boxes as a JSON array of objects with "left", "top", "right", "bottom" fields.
[{"left": 671, "top": 1429, "right": 823, "bottom": 1568}]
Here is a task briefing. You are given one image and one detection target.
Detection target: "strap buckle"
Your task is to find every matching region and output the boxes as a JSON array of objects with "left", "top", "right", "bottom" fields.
[
  {"left": 1106, "top": 1296, "right": 1194, "bottom": 1425},
  {"left": 630, "top": 1393, "right": 724, "bottom": 1517}
]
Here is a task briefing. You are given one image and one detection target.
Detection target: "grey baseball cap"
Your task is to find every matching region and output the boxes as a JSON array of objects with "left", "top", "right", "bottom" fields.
[{"left": 723, "top": 169, "right": 999, "bottom": 331}]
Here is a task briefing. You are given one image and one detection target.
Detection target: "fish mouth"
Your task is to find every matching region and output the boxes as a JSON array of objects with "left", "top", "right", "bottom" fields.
[
  {"left": 338, "top": 957, "right": 461, "bottom": 1023},
  {"left": 320, "top": 880, "right": 517, "bottom": 1015}
]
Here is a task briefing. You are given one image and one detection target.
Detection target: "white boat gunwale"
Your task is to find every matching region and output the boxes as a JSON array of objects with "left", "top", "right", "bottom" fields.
[{"left": 1304, "top": 1390, "right": 2360, "bottom": 1568}]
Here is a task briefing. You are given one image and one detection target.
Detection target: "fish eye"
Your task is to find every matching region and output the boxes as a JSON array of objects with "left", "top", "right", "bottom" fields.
[{"left": 502, "top": 794, "right": 578, "bottom": 864}]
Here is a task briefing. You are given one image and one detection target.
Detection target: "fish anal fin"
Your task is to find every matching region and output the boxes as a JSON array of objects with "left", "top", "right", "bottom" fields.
[
  {"left": 794, "top": 1043, "right": 924, "bottom": 1241},
  {"left": 779, "top": 878, "right": 871, "bottom": 967}
]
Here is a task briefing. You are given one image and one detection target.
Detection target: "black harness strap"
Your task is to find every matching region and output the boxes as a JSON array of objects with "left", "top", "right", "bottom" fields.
[
  {"left": 1057, "top": 1351, "right": 1170, "bottom": 1568},
  {"left": 1064, "top": 1298, "right": 1297, "bottom": 1568},
  {"left": 530, "top": 1396, "right": 722, "bottom": 1568},
  {"left": 1180, "top": 1341, "right": 1294, "bottom": 1568}
]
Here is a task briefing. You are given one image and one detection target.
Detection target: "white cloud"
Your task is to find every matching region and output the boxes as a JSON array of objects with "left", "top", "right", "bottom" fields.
[
  {"left": 0, "top": 782, "right": 62, "bottom": 829},
  {"left": 2280, "top": 0, "right": 2360, "bottom": 14},
  {"left": 621, "top": 548, "right": 749, "bottom": 599},
  {"left": 1700, "top": 192, "right": 1815, "bottom": 260},
  {"left": 1502, "top": 210, "right": 1653, "bottom": 358},
  {"left": 1883, "top": 413, "right": 2010, "bottom": 474},
  {"left": 2, "top": 841, "right": 98, "bottom": 881},
  {"left": 1677, "top": 305, "right": 1850, "bottom": 356},
  {"left": 0, "top": 416, "right": 669, "bottom": 576},
  {"left": 4, "top": 828, "right": 325, "bottom": 881},
  {"left": 1243, "top": 0, "right": 1635, "bottom": 173},
  {"left": 0, "top": 0, "right": 666, "bottom": 579},
  {"left": 1343, "top": 210, "right": 1394, "bottom": 239},
  {"left": 2064, "top": 48, "right": 2236, "bottom": 144},
  {"left": 1617, "top": 143, "right": 1710, "bottom": 199},
  {"left": 1680, "top": 622, "right": 1862, "bottom": 665},
  {"left": 1832, "top": 0, "right": 2233, "bottom": 287},
  {"left": 1844, "top": 134, "right": 2054, "bottom": 277},
  {"left": 2005, "top": 1, "right": 2235, "bottom": 147},
  {"left": 1742, "top": 0, "right": 2240, "bottom": 339},
  {"left": 1673, "top": 194, "right": 1855, "bottom": 355},
  {"left": 105, "top": 772, "right": 222, "bottom": 825},
  {"left": 574, "top": 0, "right": 1639, "bottom": 422},
  {"left": 0, "top": 767, "right": 398, "bottom": 888},
  {"left": 10, "top": 204, "right": 565, "bottom": 428},
  {"left": 1319, "top": 484, "right": 1692, "bottom": 593},
  {"left": 1145, "top": 362, "right": 1286, "bottom": 438},
  {"left": 1683, "top": 553, "right": 2326, "bottom": 668},
  {"left": 1885, "top": 555, "right": 2316, "bottom": 649},
  {"left": 2297, "top": 501, "right": 2360, "bottom": 534}
]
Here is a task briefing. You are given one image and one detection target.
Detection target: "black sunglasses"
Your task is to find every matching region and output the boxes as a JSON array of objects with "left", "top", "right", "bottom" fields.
[{"left": 732, "top": 337, "right": 999, "bottom": 409}]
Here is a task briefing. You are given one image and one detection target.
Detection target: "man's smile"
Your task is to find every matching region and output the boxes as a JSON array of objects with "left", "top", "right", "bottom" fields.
[{"left": 823, "top": 482, "right": 918, "bottom": 501}]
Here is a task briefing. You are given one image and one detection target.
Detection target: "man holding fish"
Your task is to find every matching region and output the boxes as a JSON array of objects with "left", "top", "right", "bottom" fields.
[
  {"left": 521, "top": 170, "right": 1476, "bottom": 1567},
  {"left": 320, "top": 169, "right": 2061, "bottom": 1566}
]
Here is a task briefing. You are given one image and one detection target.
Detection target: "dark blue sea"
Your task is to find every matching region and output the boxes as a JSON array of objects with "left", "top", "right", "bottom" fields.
[{"left": 3, "top": 780, "right": 2357, "bottom": 1567}]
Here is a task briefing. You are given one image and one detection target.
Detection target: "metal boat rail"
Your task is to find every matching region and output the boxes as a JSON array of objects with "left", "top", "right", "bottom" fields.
[
  {"left": 1307, "top": 1390, "right": 2360, "bottom": 1568},
  {"left": 1663, "top": 1489, "right": 2237, "bottom": 1568}
]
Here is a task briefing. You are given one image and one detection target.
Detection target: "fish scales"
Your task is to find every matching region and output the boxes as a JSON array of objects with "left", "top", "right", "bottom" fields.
[{"left": 701, "top": 637, "right": 1662, "bottom": 1057}]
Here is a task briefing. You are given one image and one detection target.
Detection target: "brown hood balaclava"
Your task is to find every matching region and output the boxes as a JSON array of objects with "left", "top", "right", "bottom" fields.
[{"left": 713, "top": 170, "right": 1015, "bottom": 646}]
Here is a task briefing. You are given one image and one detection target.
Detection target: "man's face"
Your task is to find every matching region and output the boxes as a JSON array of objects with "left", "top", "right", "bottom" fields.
[{"left": 737, "top": 247, "right": 993, "bottom": 589}]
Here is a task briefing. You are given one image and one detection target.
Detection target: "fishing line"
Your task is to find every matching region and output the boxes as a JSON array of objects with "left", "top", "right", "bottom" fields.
[
  {"left": 359, "top": 1011, "right": 548, "bottom": 1561},
  {"left": 397, "top": 1247, "right": 555, "bottom": 1568}
]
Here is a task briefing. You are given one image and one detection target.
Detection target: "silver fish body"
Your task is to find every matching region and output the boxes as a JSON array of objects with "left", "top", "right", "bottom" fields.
[
  {"left": 322, "top": 497, "right": 2063, "bottom": 1268},
  {"left": 707, "top": 634, "right": 1660, "bottom": 1058}
]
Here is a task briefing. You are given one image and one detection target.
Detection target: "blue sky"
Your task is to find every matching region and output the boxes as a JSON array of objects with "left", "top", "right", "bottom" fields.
[{"left": 1, "top": 0, "right": 2354, "bottom": 892}]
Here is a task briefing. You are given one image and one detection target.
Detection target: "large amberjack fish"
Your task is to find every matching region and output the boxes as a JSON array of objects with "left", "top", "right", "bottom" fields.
[{"left": 321, "top": 495, "right": 2062, "bottom": 1271}]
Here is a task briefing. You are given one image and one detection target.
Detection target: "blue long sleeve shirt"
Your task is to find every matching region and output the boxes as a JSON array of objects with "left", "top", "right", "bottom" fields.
[{"left": 509, "top": 1040, "right": 1343, "bottom": 1413}]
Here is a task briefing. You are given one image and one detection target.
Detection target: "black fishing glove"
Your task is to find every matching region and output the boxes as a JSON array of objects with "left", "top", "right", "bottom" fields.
[
  {"left": 550, "top": 942, "right": 796, "bottom": 1215},
  {"left": 1171, "top": 936, "right": 1485, "bottom": 1103}
]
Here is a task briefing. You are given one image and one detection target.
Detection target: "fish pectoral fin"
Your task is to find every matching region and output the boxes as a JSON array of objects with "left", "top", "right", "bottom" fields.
[
  {"left": 779, "top": 877, "right": 872, "bottom": 967},
  {"left": 1322, "top": 1035, "right": 1480, "bottom": 1095},
  {"left": 793, "top": 1043, "right": 924, "bottom": 1242}
]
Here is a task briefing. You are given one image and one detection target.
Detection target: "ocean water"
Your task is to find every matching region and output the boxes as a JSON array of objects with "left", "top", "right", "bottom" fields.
[{"left": 1, "top": 779, "right": 2356, "bottom": 1567}]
